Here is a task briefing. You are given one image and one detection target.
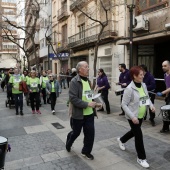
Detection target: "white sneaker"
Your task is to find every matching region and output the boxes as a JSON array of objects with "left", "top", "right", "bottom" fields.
[
  {"left": 137, "top": 158, "right": 149, "bottom": 168},
  {"left": 52, "top": 110, "right": 55, "bottom": 115},
  {"left": 117, "top": 137, "right": 125, "bottom": 150}
]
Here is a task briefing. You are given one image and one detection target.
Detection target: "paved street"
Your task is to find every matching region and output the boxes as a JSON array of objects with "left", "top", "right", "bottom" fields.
[{"left": 1, "top": 88, "right": 170, "bottom": 170}]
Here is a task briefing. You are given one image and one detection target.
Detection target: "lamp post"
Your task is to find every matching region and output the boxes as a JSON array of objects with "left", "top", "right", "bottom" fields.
[
  {"left": 127, "top": 0, "right": 135, "bottom": 68},
  {"left": 46, "top": 36, "right": 51, "bottom": 70}
]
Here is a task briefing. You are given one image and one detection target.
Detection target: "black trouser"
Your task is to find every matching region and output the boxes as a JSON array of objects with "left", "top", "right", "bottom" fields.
[
  {"left": 66, "top": 114, "right": 95, "bottom": 154},
  {"left": 120, "top": 119, "right": 146, "bottom": 160},
  {"left": 13, "top": 93, "right": 23, "bottom": 113},
  {"left": 67, "top": 78, "right": 70, "bottom": 88},
  {"left": 42, "top": 88, "right": 46, "bottom": 104},
  {"left": 99, "top": 90, "right": 110, "bottom": 112},
  {"left": 50, "top": 92, "right": 56, "bottom": 110},
  {"left": 162, "top": 97, "right": 170, "bottom": 130},
  {"left": 145, "top": 93, "right": 155, "bottom": 120},
  {"left": 121, "top": 95, "right": 125, "bottom": 114},
  {"left": 30, "top": 92, "right": 40, "bottom": 111}
]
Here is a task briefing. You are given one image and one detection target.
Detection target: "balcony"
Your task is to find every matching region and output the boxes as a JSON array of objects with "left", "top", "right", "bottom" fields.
[
  {"left": 68, "top": 20, "right": 118, "bottom": 49},
  {"left": 70, "top": 0, "right": 86, "bottom": 11},
  {"left": 57, "top": 39, "right": 68, "bottom": 52},
  {"left": 57, "top": 5, "right": 69, "bottom": 21},
  {"left": 1, "top": 2, "right": 16, "bottom": 8}
]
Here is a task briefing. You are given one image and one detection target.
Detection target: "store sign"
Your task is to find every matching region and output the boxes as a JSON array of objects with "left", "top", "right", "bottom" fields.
[{"left": 49, "top": 53, "right": 69, "bottom": 60}]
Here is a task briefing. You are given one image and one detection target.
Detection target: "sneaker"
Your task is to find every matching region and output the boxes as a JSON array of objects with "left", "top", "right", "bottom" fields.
[
  {"left": 52, "top": 110, "right": 56, "bottom": 115},
  {"left": 32, "top": 110, "right": 35, "bottom": 114},
  {"left": 117, "top": 137, "right": 125, "bottom": 150},
  {"left": 81, "top": 153, "right": 94, "bottom": 160},
  {"left": 36, "top": 110, "right": 41, "bottom": 114},
  {"left": 137, "top": 158, "right": 149, "bottom": 168}
]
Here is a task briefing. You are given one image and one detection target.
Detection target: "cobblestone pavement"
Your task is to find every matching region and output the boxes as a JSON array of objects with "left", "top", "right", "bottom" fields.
[{"left": 1, "top": 88, "right": 170, "bottom": 170}]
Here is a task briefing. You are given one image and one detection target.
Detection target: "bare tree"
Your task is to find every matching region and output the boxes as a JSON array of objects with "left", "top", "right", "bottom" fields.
[
  {"left": 0, "top": 0, "right": 48, "bottom": 70},
  {"left": 70, "top": 0, "right": 111, "bottom": 88}
]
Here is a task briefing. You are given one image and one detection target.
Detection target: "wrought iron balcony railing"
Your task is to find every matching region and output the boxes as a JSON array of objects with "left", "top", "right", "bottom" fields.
[
  {"left": 57, "top": 5, "right": 69, "bottom": 21},
  {"left": 68, "top": 20, "right": 118, "bottom": 48}
]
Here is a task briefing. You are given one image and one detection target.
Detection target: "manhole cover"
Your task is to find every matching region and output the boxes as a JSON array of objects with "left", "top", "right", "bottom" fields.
[
  {"left": 52, "top": 122, "right": 65, "bottom": 129},
  {"left": 164, "top": 151, "right": 170, "bottom": 162}
]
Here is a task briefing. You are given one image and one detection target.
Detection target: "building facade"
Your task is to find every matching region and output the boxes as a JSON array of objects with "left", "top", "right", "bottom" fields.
[
  {"left": 117, "top": 0, "right": 170, "bottom": 91},
  {"left": 25, "top": 0, "right": 40, "bottom": 70},
  {"left": 0, "top": 0, "right": 19, "bottom": 70}
]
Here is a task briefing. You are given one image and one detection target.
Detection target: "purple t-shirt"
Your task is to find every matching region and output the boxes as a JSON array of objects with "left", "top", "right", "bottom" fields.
[{"left": 164, "top": 73, "right": 170, "bottom": 88}]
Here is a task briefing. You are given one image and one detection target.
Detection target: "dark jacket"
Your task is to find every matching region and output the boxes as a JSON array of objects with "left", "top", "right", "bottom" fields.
[
  {"left": 119, "top": 69, "right": 131, "bottom": 88},
  {"left": 97, "top": 75, "right": 110, "bottom": 91},
  {"left": 143, "top": 72, "right": 156, "bottom": 91},
  {"left": 69, "top": 74, "right": 90, "bottom": 120}
]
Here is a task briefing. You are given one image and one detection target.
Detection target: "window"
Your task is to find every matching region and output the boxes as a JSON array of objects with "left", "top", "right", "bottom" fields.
[
  {"left": 3, "top": 44, "right": 17, "bottom": 49},
  {"left": 136, "top": 0, "right": 168, "bottom": 14},
  {"left": 79, "top": 24, "right": 85, "bottom": 39}
]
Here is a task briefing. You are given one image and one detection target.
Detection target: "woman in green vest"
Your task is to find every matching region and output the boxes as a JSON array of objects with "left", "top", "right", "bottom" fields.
[
  {"left": 40, "top": 71, "right": 48, "bottom": 104},
  {"left": 9, "top": 68, "right": 23, "bottom": 115},
  {"left": 27, "top": 70, "right": 41, "bottom": 114},
  {"left": 46, "top": 74, "right": 61, "bottom": 115}
]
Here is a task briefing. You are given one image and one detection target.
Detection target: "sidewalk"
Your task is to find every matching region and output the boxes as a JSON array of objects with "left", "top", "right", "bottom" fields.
[{"left": 0, "top": 88, "right": 170, "bottom": 170}]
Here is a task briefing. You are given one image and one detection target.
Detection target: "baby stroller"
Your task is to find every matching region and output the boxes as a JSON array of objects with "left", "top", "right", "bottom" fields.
[{"left": 5, "top": 84, "right": 15, "bottom": 109}]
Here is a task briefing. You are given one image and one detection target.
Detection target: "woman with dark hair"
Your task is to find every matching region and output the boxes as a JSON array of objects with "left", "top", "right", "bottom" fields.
[
  {"left": 94, "top": 68, "right": 111, "bottom": 114},
  {"left": 117, "top": 66, "right": 155, "bottom": 168}
]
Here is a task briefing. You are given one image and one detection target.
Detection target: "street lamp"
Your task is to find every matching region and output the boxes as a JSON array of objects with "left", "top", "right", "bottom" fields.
[
  {"left": 46, "top": 36, "right": 52, "bottom": 70},
  {"left": 126, "top": 0, "right": 135, "bottom": 68}
]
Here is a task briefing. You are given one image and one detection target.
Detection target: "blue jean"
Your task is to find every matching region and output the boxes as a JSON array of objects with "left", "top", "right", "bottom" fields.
[
  {"left": 66, "top": 114, "right": 95, "bottom": 154},
  {"left": 13, "top": 93, "right": 23, "bottom": 113}
]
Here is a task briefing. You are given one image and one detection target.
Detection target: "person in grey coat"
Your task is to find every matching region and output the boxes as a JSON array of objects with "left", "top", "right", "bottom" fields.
[
  {"left": 46, "top": 74, "right": 61, "bottom": 115},
  {"left": 117, "top": 66, "right": 155, "bottom": 169},
  {"left": 66, "top": 61, "right": 98, "bottom": 160}
]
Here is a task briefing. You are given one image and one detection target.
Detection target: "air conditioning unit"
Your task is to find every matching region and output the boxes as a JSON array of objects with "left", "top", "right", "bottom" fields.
[{"left": 133, "top": 15, "right": 149, "bottom": 32}]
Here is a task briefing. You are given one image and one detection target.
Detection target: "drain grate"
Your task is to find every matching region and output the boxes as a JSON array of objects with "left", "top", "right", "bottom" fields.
[
  {"left": 164, "top": 151, "right": 170, "bottom": 162},
  {"left": 52, "top": 122, "right": 65, "bottom": 129}
]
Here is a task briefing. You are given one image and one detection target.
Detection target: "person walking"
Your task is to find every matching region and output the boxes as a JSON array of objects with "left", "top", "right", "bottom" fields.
[
  {"left": 66, "top": 61, "right": 98, "bottom": 160},
  {"left": 117, "top": 66, "right": 155, "bottom": 168},
  {"left": 117, "top": 63, "right": 131, "bottom": 116},
  {"left": 40, "top": 71, "right": 48, "bottom": 104},
  {"left": 94, "top": 68, "right": 111, "bottom": 114},
  {"left": 46, "top": 74, "right": 61, "bottom": 115},
  {"left": 66, "top": 69, "right": 72, "bottom": 88},
  {"left": 27, "top": 70, "right": 41, "bottom": 114},
  {"left": 9, "top": 68, "right": 24, "bottom": 115},
  {"left": 140, "top": 64, "right": 156, "bottom": 126},
  {"left": 59, "top": 68, "right": 66, "bottom": 89},
  {"left": 156, "top": 60, "right": 170, "bottom": 133}
]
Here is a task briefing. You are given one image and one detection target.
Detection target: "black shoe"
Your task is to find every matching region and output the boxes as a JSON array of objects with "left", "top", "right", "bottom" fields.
[
  {"left": 160, "top": 129, "right": 169, "bottom": 133},
  {"left": 81, "top": 153, "right": 94, "bottom": 160},
  {"left": 149, "top": 119, "right": 155, "bottom": 126},
  {"left": 16, "top": 112, "right": 19, "bottom": 115},
  {"left": 20, "top": 111, "right": 24, "bottom": 116},
  {"left": 119, "top": 112, "right": 125, "bottom": 116},
  {"left": 107, "top": 111, "right": 110, "bottom": 114},
  {"left": 97, "top": 108, "right": 104, "bottom": 111},
  {"left": 144, "top": 116, "right": 147, "bottom": 120},
  {"left": 44, "top": 102, "right": 46, "bottom": 104}
]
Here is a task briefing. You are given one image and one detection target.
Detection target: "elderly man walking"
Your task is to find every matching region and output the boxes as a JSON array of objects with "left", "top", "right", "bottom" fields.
[{"left": 66, "top": 61, "right": 97, "bottom": 160}]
